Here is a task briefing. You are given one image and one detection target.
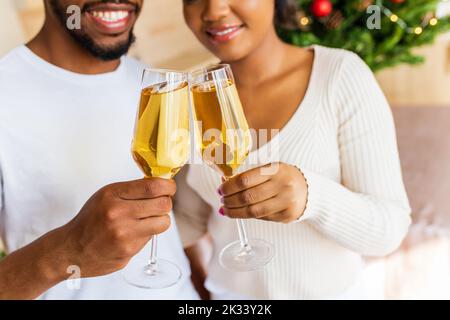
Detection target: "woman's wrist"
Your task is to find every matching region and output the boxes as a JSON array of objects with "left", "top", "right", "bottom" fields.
[{"left": 292, "top": 165, "right": 309, "bottom": 221}]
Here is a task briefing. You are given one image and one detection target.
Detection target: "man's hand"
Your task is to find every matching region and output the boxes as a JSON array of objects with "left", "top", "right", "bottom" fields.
[
  {"left": 0, "top": 178, "right": 175, "bottom": 299},
  {"left": 61, "top": 178, "right": 176, "bottom": 277}
]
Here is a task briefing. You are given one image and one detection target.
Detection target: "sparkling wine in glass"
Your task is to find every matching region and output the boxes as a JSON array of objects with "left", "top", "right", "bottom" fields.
[
  {"left": 123, "top": 68, "right": 190, "bottom": 288},
  {"left": 189, "top": 64, "right": 274, "bottom": 272}
]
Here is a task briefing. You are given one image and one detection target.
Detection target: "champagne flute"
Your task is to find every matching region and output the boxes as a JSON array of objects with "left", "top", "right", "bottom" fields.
[
  {"left": 123, "top": 68, "right": 190, "bottom": 289},
  {"left": 189, "top": 64, "right": 274, "bottom": 272}
]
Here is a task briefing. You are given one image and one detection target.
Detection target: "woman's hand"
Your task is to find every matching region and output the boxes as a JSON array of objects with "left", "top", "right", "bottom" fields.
[{"left": 218, "top": 163, "right": 308, "bottom": 223}]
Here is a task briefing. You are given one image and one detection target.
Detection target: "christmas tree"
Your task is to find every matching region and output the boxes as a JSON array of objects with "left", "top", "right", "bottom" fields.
[{"left": 277, "top": 0, "right": 450, "bottom": 71}]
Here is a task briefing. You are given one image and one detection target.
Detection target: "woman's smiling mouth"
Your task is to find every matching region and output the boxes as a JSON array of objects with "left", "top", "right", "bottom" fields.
[{"left": 205, "top": 25, "right": 244, "bottom": 43}]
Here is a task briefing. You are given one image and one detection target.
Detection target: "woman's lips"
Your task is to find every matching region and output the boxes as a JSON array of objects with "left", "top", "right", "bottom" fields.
[
  {"left": 85, "top": 4, "right": 136, "bottom": 35},
  {"left": 205, "top": 25, "right": 244, "bottom": 43}
]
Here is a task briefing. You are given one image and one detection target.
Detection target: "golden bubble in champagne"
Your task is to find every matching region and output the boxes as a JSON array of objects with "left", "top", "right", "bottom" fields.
[
  {"left": 191, "top": 80, "right": 252, "bottom": 177},
  {"left": 132, "top": 81, "right": 190, "bottom": 179}
]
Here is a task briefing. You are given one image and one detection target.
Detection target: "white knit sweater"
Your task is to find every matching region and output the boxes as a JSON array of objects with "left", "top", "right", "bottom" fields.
[{"left": 174, "top": 45, "right": 411, "bottom": 299}]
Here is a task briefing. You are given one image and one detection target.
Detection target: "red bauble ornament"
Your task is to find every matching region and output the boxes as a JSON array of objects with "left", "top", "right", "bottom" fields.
[
  {"left": 311, "top": 0, "right": 333, "bottom": 18},
  {"left": 390, "top": 0, "right": 405, "bottom": 3}
]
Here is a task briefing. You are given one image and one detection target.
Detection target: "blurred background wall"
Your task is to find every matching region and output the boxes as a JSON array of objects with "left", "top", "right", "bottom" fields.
[
  {"left": 0, "top": 0, "right": 26, "bottom": 51},
  {"left": 1, "top": 0, "right": 449, "bottom": 107}
]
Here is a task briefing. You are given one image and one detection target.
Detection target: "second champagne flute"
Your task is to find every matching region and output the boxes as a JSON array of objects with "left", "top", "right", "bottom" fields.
[
  {"left": 123, "top": 68, "right": 190, "bottom": 289},
  {"left": 189, "top": 64, "right": 274, "bottom": 272}
]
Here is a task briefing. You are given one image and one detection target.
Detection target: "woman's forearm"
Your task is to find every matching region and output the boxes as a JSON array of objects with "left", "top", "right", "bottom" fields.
[{"left": 300, "top": 169, "right": 411, "bottom": 256}]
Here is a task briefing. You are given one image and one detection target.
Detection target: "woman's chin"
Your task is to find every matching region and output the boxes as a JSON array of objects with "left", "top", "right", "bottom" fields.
[{"left": 210, "top": 49, "right": 250, "bottom": 64}]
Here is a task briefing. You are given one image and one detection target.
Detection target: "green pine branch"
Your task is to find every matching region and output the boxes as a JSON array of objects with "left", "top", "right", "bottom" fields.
[{"left": 278, "top": 0, "right": 450, "bottom": 71}]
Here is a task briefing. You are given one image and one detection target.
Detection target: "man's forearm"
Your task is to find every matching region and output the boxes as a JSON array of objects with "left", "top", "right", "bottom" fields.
[{"left": 0, "top": 228, "right": 68, "bottom": 299}]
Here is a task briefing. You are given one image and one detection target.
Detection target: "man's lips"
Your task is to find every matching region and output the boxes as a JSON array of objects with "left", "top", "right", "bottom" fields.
[
  {"left": 205, "top": 25, "right": 244, "bottom": 43},
  {"left": 84, "top": 3, "right": 137, "bottom": 35}
]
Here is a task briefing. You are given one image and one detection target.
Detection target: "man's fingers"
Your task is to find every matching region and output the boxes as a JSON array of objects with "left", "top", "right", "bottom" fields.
[
  {"left": 114, "top": 178, "right": 176, "bottom": 200},
  {"left": 222, "top": 181, "right": 278, "bottom": 209},
  {"left": 133, "top": 215, "right": 172, "bottom": 237},
  {"left": 222, "top": 196, "right": 285, "bottom": 219},
  {"left": 123, "top": 197, "right": 173, "bottom": 219},
  {"left": 219, "top": 164, "right": 273, "bottom": 197}
]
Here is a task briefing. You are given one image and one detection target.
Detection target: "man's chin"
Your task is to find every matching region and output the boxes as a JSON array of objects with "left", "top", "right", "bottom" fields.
[{"left": 68, "top": 30, "right": 136, "bottom": 61}]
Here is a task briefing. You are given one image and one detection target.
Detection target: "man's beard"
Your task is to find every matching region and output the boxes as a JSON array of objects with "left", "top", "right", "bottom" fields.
[{"left": 49, "top": 0, "right": 136, "bottom": 61}]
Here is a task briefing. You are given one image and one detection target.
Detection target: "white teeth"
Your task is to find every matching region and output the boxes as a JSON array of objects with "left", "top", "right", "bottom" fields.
[
  {"left": 91, "top": 10, "right": 129, "bottom": 22},
  {"left": 215, "top": 28, "right": 235, "bottom": 36}
]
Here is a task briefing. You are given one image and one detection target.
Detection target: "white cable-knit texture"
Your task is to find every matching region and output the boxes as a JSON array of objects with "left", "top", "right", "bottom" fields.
[{"left": 174, "top": 45, "right": 411, "bottom": 299}]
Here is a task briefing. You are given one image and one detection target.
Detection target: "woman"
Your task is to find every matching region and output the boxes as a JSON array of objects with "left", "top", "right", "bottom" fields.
[{"left": 174, "top": 0, "right": 411, "bottom": 299}]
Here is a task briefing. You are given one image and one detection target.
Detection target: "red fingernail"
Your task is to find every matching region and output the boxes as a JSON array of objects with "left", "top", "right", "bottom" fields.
[
  {"left": 219, "top": 207, "right": 225, "bottom": 216},
  {"left": 217, "top": 188, "right": 223, "bottom": 196}
]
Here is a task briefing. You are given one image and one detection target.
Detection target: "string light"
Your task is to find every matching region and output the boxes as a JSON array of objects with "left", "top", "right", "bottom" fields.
[
  {"left": 414, "top": 27, "right": 423, "bottom": 35},
  {"left": 300, "top": 17, "right": 310, "bottom": 26},
  {"left": 376, "top": 0, "right": 439, "bottom": 35},
  {"left": 293, "top": 0, "right": 441, "bottom": 33}
]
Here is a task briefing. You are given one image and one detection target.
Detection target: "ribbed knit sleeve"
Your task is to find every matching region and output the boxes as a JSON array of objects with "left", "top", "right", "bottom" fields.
[{"left": 300, "top": 53, "right": 411, "bottom": 256}]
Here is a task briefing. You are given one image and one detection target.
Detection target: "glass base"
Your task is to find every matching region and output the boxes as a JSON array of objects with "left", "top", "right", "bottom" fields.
[
  {"left": 219, "top": 239, "right": 274, "bottom": 272},
  {"left": 122, "top": 259, "right": 182, "bottom": 289}
]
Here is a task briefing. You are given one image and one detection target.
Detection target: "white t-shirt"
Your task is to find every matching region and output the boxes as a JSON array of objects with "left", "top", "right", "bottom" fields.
[{"left": 0, "top": 46, "right": 199, "bottom": 300}]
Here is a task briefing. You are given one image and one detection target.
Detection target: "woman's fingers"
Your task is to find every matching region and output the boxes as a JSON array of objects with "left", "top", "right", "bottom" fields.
[
  {"left": 222, "top": 180, "right": 278, "bottom": 209},
  {"left": 221, "top": 195, "right": 286, "bottom": 219},
  {"left": 219, "top": 164, "right": 273, "bottom": 196}
]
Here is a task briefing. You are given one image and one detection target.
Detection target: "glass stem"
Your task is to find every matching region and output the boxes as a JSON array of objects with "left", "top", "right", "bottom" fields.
[
  {"left": 236, "top": 219, "right": 252, "bottom": 252},
  {"left": 147, "top": 235, "right": 158, "bottom": 274},
  {"left": 223, "top": 175, "right": 253, "bottom": 253}
]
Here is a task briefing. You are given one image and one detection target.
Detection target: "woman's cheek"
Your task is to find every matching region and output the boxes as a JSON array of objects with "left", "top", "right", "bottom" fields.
[{"left": 234, "top": 0, "right": 275, "bottom": 26}]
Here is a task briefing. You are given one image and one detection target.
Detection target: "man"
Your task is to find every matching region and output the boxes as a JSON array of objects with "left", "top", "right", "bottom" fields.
[{"left": 0, "top": 0, "right": 198, "bottom": 299}]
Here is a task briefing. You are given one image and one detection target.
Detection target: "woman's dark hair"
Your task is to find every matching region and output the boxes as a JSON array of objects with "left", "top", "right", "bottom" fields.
[{"left": 274, "top": 0, "right": 299, "bottom": 29}]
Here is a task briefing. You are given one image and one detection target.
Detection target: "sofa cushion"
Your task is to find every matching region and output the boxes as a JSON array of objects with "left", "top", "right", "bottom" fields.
[{"left": 392, "top": 107, "right": 450, "bottom": 235}]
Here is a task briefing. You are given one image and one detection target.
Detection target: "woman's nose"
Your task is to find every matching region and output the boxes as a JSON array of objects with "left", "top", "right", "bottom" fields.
[{"left": 202, "top": 0, "right": 230, "bottom": 22}]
